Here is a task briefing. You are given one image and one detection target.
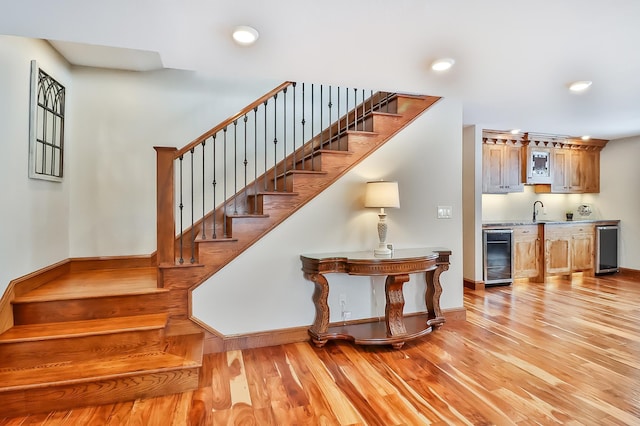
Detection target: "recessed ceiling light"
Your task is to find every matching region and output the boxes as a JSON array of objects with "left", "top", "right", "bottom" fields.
[
  {"left": 232, "top": 26, "right": 259, "bottom": 46},
  {"left": 568, "top": 80, "right": 592, "bottom": 92},
  {"left": 431, "top": 58, "right": 455, "bottom": 71},
  {"left": 581, "top": 135, "right": 591, "bottom": 141},
  {"left": 510, "top": 129, "right": 521, "bottom": 134}
]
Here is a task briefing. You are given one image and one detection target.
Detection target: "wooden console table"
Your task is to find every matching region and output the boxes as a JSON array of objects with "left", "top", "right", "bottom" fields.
[{"left": 300, "top": 248, "right": 451, "bottom": 349}]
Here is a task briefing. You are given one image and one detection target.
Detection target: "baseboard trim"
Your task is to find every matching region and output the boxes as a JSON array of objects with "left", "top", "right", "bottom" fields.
[
  {"left": 464, "top": 278, "right": 485, "bottom": 290},
  {"left": 618, "top": 267, "right": 640, "bottom": 279},
  {"left": 202, "top": 307, "right": 467, "bottom": 353}
]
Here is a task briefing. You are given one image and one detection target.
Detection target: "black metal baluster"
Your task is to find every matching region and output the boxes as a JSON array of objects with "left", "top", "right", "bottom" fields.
[
  {"left": 223, "top": 127, "right": 228, "bottom": 238},
  {"left": 243, "top": 115, "right": 248, "bottom": 212},
  {"left": 273, "top": 93, "right": 278, "bottom": 191},
  {"left": 178, "top": 155, "right": 184, "bottom": 264},
  {"left": 336, "top": 87, "right": 341, "bottom": 150},
  {"left": 292, "top": 83, "right": 297, "bottom": 171},
  {"left": 264, "top": 100, "right": 268, "bottom": 191},
  {"left": 212, "top": 134, "right": 217, "bottom": 239},
  {"left": 311, "top": 84, "right": 315, "bottom": 170},
  {"left": 190, "top": 148, "right": 195, "bottom": 263},
  {"left": 320, "top": 84, "right": 323, "bottom": 150},
  {"left": 301, "top": 83, "right": 306, "bottom": 170},
  {"left": 282, "top": 88, "right": 288, "bottom": 191},
  {"left": 201, "top": 140, "right": 206, "bottom": 240},
  {"left": 233, "top": 119, "right": 238, "bottom": 214},
  {"left": 353, "top": 88, "right": 358, "bottom": 131},
  {"left": 253, "top": 107, "right": 258, "bottom": 213},
  {"left": 328, "top": 86, "right": 333, "bottom": 150},
  {"left": 362, "top": 89, "right": 367, "bottom": 132}
]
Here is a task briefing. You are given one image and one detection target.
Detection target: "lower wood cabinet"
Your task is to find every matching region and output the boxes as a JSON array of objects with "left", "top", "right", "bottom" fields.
[
  {"left": 544, "top": 224, "right": 595, "bottom": 277},
  {"left": 513, "top": 225, "right": 541, "bottom": 279}
]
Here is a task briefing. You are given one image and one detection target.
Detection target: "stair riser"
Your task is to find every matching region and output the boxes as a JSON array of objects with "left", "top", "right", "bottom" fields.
[
  {"left": 0, "top": 367, "right": 200, "bottom": 418},
  {"left": 0, "top": 328, "right": 165, "bottom": 369},
  {"left": 13, "top": 292, "right": 170, "bottom": 325}
]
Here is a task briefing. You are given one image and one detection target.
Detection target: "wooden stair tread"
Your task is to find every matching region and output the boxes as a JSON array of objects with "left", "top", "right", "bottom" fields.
[
  {"left": 0, "top": 313, "right": 168, "bottom": 343},
  {"left": 13, "top": 267, "right": 162, "bottom": 303},
  {"left": 0, "top": 351, "right": 199, "bottom": 391},
  {"left": 226, "top": 213, "right": 269, "bottom": 218}
]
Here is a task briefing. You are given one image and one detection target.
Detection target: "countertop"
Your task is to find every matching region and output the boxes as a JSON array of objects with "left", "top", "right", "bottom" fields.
[{"left": 483, "top": 219, "right": 620, "bottom": 227}]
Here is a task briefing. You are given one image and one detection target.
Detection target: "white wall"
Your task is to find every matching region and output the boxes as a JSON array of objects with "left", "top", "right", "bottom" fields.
[
  {"left": 0, "top": 36, "right": 72, "bottom": 295},
  {"left": 193, "top": 99, "right": 464, "bottom": 335},
  {"left": 68, "top": 68, "right": 279, "bottom": 256},
  {"left": 597, "top": 136, "right": 640, "bottom": 269}
]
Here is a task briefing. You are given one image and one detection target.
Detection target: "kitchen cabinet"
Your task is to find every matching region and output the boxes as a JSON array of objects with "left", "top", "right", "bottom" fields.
[
  {"left": 582, "top": 150, "right": 600, "bottom": 193},
  {"left": 482, "top": 142, "right": 523, "bottom": 193},
  {"left": 544, "top": 223, "right": 595, "bottom": 277},
  {"left": 550, "top": 148, "right": 584, "bottom": 193},
  {"left": 513, "top": 225, "right": 541, "bottom": 280},
  {"left": 544, "top": 225, "right": 572, "bottom": 275},
  {"left": 571, "top": 224, "right": 595, "bottom": 271}
]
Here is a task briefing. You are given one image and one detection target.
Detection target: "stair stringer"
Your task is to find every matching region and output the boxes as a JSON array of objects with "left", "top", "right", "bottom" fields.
[{"left": 159, "top": 95, "right": 441, "bottom": 346}]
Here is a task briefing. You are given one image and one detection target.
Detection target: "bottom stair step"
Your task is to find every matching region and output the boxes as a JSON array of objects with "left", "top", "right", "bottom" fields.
[{"left": 0, "top": 351, "right": 201, "bottom": 417}]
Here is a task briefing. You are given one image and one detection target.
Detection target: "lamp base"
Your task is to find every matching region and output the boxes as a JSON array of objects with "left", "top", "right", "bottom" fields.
[{"left": 374, "top": 245, "right": 392, "bottom": 257}]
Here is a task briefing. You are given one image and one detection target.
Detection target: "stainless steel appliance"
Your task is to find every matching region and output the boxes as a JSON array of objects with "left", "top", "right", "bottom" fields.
[
  {"left": 596, "top": 225, "right": 619, "bottom": 274},
  {"left": 483, "top": 229, "right": 513, "bottom": 286}
]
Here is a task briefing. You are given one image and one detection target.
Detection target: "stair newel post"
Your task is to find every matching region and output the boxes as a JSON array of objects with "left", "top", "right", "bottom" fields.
[
  {"left": 212, "top": 134, "right": 217, "bottom": 239},
  {"left": 253, "top": 107, "right": 258, "bottom": 214},
  {"left": 223, "top": 127, "right": 228, "bottom": 238},
  {"left": 272, "top": 93, "right": 278, "bottom": 191},
  {"left": 154, "top": 147, "right": 178, "bottom": 267},
  {"left": 201, "top": 140, "right": 206, "bottom": 240}
]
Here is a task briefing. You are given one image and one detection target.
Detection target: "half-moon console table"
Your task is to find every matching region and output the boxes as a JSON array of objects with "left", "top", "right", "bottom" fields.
[{"left": 300, "top": 248, "right": 451, "bottom": 349}]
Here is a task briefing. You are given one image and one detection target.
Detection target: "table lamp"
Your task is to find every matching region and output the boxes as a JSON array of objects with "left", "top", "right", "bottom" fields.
[{"left": 364, "top": 181, "right": 400, "bottom": 256}]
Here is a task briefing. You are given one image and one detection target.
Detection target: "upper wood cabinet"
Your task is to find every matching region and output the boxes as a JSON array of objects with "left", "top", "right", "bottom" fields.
[
  {"left": 551, "top": 147, "right": 585, "bottom": 193},
  {"left": 482, "top": 139, "right": 523, "bottom": 194}
]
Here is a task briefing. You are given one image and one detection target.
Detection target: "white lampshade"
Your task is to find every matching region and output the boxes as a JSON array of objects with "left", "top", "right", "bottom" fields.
[{"left": 365, "top": 181, "right": 400, "bottom": 209}]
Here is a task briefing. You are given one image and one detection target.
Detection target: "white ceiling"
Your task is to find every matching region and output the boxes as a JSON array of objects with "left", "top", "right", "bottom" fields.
[{"left": 2, "top": 0, "right": 639, "bottom": 140}]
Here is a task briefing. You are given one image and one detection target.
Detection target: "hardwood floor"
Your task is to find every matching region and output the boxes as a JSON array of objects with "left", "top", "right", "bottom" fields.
[{"left": 2, "top": 272, "right": 639, "bottom": 425}]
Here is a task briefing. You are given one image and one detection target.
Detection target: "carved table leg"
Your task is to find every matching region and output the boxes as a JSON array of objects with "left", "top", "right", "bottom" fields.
[
  {"left": 425, "top": 263, "right": 449, "bottom": 328},
  {"left": 304, "top": 272, "right": 330, "bottom": 347},
  {"left": 385, "top": 274, "right": 409, "bottom": 338}
]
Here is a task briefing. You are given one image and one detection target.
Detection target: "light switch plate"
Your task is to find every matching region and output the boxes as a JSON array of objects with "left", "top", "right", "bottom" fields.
[{"left": 437, "top": 205, "right": 452, "bottom": 219}]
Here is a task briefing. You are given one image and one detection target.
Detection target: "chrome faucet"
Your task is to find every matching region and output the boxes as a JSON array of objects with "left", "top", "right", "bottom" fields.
[{"left": 533, "top": 200, "right": 544, "bottom": 222}]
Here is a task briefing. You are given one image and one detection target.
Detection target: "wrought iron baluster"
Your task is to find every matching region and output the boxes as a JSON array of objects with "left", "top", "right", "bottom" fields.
[
  {"left": 292, "top": 83, "right": 297, "bottom": 171},
  {"left": 233, "top": 120, "right": 238, "bottom": 214},
  {"left": 328, "top": 86, "right": 333, "bottom": 150},
  {"left": 190, "top": 148, "right": 195, "bottom": 263},
  {"left": 263, "top": 100, "right": 268, "bottom": 191},
  {"left": 201, "top": 140, "right": 206, "bottom": 240},
  {"left": 301, "top": 83, "right": 306, "bottom": 170},
  {"left": 212, "top": 134, "right": 217, "bottom": 239},
  {"left": 223, "top": 127, "right": 228, "bottom": 238},
  {"left": 243, "top": 115, "right": 248, "bottom": 212},
  {"left": 361, "top": 89, "right": 366, "bottom": 131},
  {"left": 320, "top": 85, "right": 323, "bottom": 149},
  {"left": 178, "top": 155, "right": 184, "bottom": 264},
  {"left": 311, "top": 84, "right": 315, "bottom": 170},
  {"left": 253, "top": 107, "right": 258, "bottom": 213},
  {"left": 282, "top": 88, "right": 288, "bottom": 191},
  {"left": 273, "top": 93, "right": 278, "bottom": 191},
  {"left": 337, "top": 87, "right": 341, "bottom": 150},
  {"left": 353, "top": 88, "right": 358, "bottom": 131}
]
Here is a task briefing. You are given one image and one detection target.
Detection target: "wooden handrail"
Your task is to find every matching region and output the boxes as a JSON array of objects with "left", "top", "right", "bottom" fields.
[{"left": 175, "top": 81, "right": 295, "bottom": 158}]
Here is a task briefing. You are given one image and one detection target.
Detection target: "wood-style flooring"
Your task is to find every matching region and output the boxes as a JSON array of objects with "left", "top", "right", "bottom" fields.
[{"left": 2, "top": 272, "right": 639, "bottom": 425}]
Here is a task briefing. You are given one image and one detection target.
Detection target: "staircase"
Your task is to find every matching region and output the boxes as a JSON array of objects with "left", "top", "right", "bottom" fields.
[{"left": 0, "top": 82, "right": 439, "bottom": 417}]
